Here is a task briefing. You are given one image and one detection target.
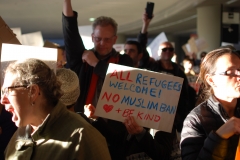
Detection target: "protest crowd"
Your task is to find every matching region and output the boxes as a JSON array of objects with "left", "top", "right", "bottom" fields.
[{"left": 1, "top": 0, "right": 240, "bottom": 160}]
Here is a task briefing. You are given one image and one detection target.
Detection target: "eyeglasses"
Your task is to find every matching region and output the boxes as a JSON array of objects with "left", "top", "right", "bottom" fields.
[
  {"left": 1, "top": 85, "right": 28, "bottom": 97},
  {"left": 162, "top": 47, "right": 174, "bottom": 52},
  {"left": 92, "top": 35, "right": 116, "bottom": 43},
  {"left": 213, "top": 69, "right": 240, "bottom": 77}
]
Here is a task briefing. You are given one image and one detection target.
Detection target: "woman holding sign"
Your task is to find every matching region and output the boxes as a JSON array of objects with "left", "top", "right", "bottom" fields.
[
  {"left": 181, "top": 48, "right": 240, "bottom": 160},
  {"left": 1, "top": 58, "right": 111, "bottom": 160}
]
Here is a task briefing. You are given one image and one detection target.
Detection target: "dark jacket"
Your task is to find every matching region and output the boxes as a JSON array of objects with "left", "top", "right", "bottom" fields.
[
  {"left": 62, "top": 12, "right": 133, "bottom": 160},
  {"left": 181, "top": 95, "right": 240, "bottom": 160}
]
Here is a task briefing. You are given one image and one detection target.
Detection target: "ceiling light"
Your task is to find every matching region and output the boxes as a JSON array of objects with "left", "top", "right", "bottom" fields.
[{"left": 89, "top": 18, "right": 95, "bottom": 22}]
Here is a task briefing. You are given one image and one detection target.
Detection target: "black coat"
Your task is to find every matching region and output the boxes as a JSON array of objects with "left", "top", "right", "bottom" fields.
[{"left": 181, "top": 95, "right": 240, "bottom": 160}]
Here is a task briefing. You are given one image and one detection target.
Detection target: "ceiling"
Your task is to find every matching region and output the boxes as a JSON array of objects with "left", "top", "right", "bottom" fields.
[{"left": 0, "top": 0, "right": 240, "bottom": 39}]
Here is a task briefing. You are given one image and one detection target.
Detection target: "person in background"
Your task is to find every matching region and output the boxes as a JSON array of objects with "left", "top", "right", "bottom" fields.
[
  {"left": 124, "top": 40, "right": 143, "bottom": 68},
  {"left": 123, "top": 12, "right": 167, "bottom": 160},
  {"left": 138, "top": 13, "right": 190, "bottom": 124},
  {"left": 56, "top": 68, "right": 80, "bottom": 111},
  {"left": 62, "top": 0, "right": 133, "bottom": 113},
  {"left": 0, "top": 104, "right": 17, "bottom": 160},
  {"left": 56, "top": 68, "right": 90, "bottom": 123},
  {"left": 181, "top": 48, "right": 240, "bottom": 159},
  {"left": 136, "top": 11, "right": 190, "bottom": 160},
  {"left": 200, "top": 51, "right": 207, "bottom": 64},
  {"left": 154, "top": 42, "right": 190, "bottom": 135},
  {"left": 137, "top": 11, "right": 156, "bottom": 69},
  {"left": 182, "top": 56, "right": 197, "bottom": 110},
  {"left": 62, "top": 0, "right": 133, "bottom": 159},
  {"left": 182, "top": 56, "right": 196, "bottom": 76},
  {"left": 2, "top": 58, "right": 111, "bottom": 160}
]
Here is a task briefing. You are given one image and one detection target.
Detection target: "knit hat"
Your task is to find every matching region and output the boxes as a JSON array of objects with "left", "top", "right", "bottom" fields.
[{"left": 56, "top": 68, "right": 80, "bottom": 106}]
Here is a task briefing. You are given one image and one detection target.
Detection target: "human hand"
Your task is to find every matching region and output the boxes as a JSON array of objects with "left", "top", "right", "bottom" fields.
[
  {"left": 84, "top": 104, "right": 98, "bottom": 119},
  {"left": 82, "top": 50, "right": 99, "bottom": 67},
  {"left": 141, "top": 12, "right": 153, "bottom": 34},
  {"left": 142, "top": 12, "right": 152, "bottom": 26},
  {"left": 216, "top": 117, "right": 240, "bottom": 139},
  {"left": 124, "top": 116, "right": 143, "bottom": 135}
]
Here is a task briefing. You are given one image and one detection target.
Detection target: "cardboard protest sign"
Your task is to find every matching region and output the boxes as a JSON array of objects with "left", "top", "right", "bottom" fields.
[
  {"left": 1, "top": 43, "right": 58, "bottom": 86},
  {"left": 43, "top": 41, "right": 67, "bottom": 68},
  {"left": 188, "top": 37, "right": 198, "bottom": 54},
  {"left": 0, "top": 17, "right": 21, "bottom": 56},
  {"left": 182, "top": 36, "right": 208, "bottom": 58},
  {"left": 21, "top": 31, "right": 44, "bottom": 47},
  {"left": 11, "top": 27, "right": 22, "bottom": 44},
  {"left": 148, "top": 32, "right": 168, "bottom": 60},
  {"left": 182, "top": 43, "right": 191, "bottom": 56},
  {"left": 95, "top": 63, "right": 183, "bottom": 132},
  {"left": 43, "top": 40, "right": 59, "bottom": 48},
  {"left": 43, "top": 40, "right": 67, "bottom": 68},
  {"left": 195, "top": 38, "right": 208, "bottom": 53}
]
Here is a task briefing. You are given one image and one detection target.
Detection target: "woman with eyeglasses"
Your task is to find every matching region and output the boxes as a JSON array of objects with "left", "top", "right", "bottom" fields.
[
  {"left": 1, "top": 58, "right": 111, "bottom": 160},
  {"left": 180, "top": 48, "right": 240, "bottom": 160}
]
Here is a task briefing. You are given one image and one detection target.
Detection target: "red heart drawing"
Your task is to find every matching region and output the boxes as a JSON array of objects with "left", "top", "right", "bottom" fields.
[{"left": 103, "top": 104, "right": 114, "bottom": 113}]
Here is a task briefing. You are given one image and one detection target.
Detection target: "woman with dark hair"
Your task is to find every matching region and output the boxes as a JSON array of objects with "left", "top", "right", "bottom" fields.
[
  {"left": 181, "top": 48, "right": 240, "bottom": 159},
  {"left": 1, "top": 58, "right": 111, "bottom": 160}
]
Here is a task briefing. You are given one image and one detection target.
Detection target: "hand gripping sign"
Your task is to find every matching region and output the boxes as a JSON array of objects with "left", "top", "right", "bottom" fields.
[{"left": 95, "top": 63, "right": 183, "bottom": 133}]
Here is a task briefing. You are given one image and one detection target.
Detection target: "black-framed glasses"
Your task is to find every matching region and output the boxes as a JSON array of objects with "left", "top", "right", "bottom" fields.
[
  {"left": 162, "top": 47, "right": 174, "bottom": 52},
  {"left": 1, "top": 85, "right": 28, "bottom": 97},
  {"left": 213, "top": 69, "right": 240, "bottom": 77},
  {"left": 92, "top": 35, "right": 116, "bottom": 43}
]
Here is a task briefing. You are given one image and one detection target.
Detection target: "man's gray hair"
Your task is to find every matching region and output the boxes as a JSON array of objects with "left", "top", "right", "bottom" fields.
[{"left": 92, "top": 16, "right": 118, "bottom": 35}]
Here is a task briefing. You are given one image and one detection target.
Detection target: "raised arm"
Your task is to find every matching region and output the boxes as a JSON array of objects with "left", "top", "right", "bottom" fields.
[
  {"left": 141, "top": 12, "right": 152, "bottom": 34},
  {"left": 138, "top": 12, "right": 152, "bottom": 47},
  {"left": 63, "top": 0, "right": 74, "bottom": 17},
  {"left": 62, "top": 0, "right": 85, "bottom": 73},
  {"left": 138, "top": 12, "right": 155, "bottom": 69}
]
